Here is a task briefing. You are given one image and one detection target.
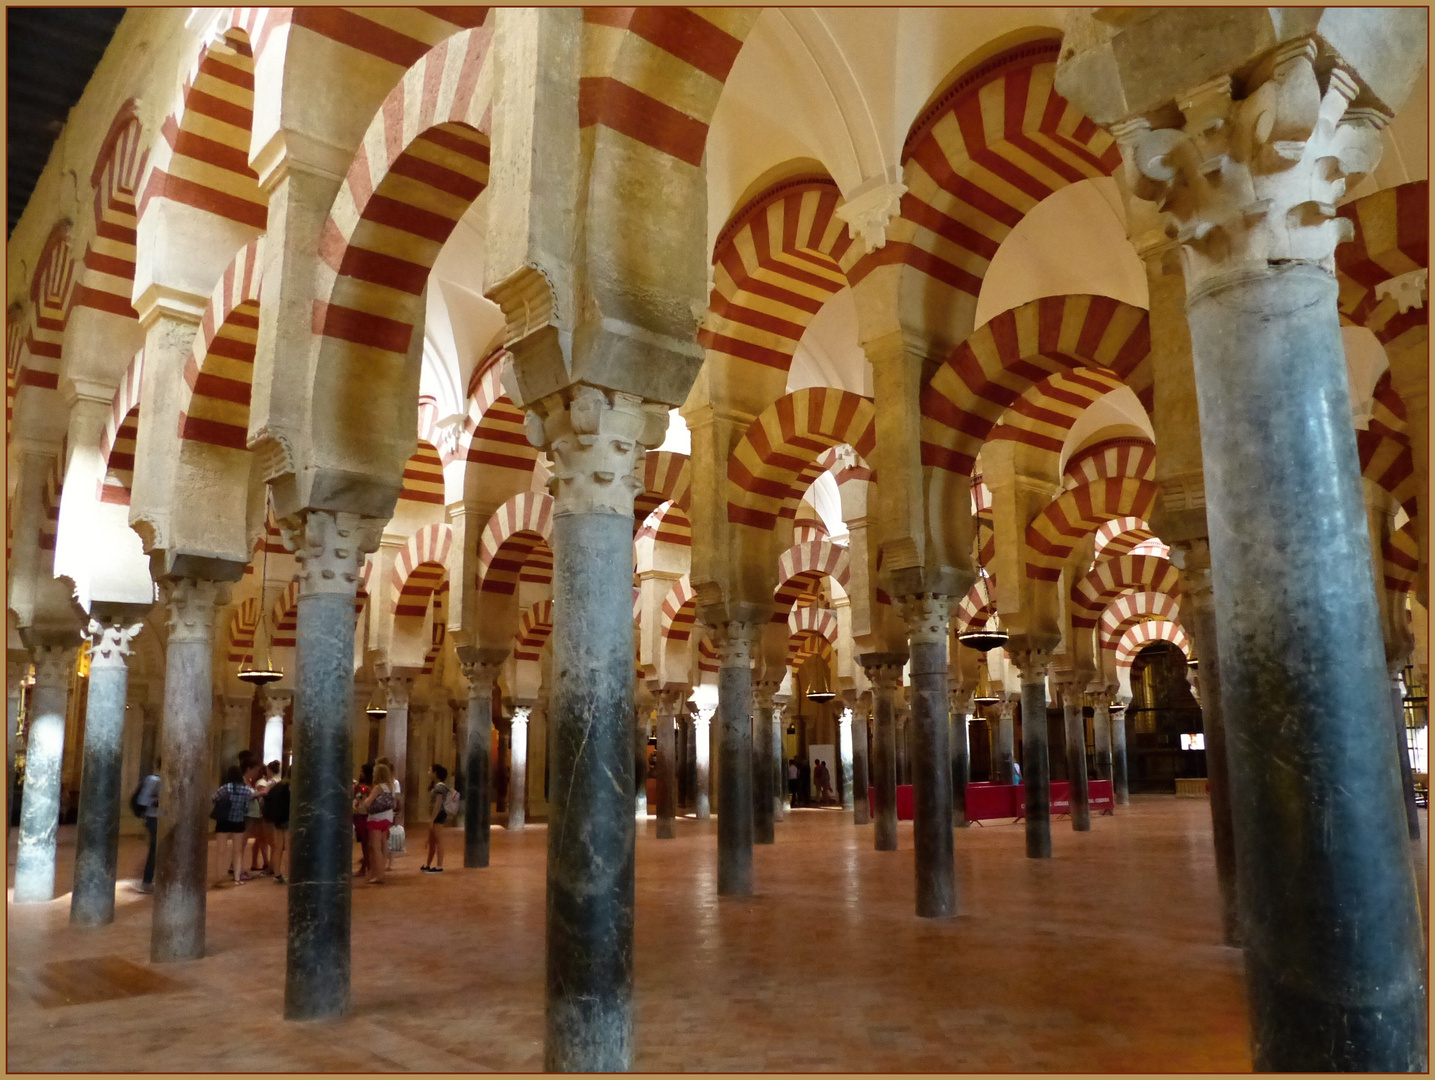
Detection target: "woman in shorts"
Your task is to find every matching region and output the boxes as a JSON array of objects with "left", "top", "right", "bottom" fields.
[
  {"left": 263, "top": 761, "right": 291, "bottom": 883},
  {"left": 358, "top": 762, "right": 397, "bottom": 884},
  {"left": 212, "top": 766, "right": 256, "bottom": 884}
]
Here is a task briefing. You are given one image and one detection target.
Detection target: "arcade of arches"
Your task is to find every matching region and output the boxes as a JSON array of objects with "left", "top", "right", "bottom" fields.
[{"left": 5, "top": 7, "right": 1430, "bottom": 1073}]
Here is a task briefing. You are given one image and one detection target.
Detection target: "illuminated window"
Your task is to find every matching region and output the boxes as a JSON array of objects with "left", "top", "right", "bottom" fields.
[{"left": 1180, "top": 733, "right": 1205, "bottom": 751}]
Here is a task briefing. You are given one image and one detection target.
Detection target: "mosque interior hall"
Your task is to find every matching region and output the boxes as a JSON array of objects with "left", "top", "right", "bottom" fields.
[{"left": 4, "top": 6, "right": 1431, "bottom": 1074}]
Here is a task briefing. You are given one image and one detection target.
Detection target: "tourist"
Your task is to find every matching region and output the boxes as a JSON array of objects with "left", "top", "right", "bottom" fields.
[
  {"left": 422, "top": 763, "right": 452, "bottom": 873},
  {"left": 242, "top": 764, "right": 270, "bottom": 873},
  {"left": 352, "top": 762, "right": 374, "bottom": 877},
  {"left": 263, "top": 761, "right": 291, "bottom": 884},
  {"left": 376, "top": 755, "right": 402, "bottom": 868},
  {"left": 788, "top": 758, "right": 799, "bottom": 808},
  {"left": 359, "top": 762, "right": 398, "bottom": 884},
  {"left": 135, "top": 759, "right": 160, "bottom": 894},
  {"left": 212, "top": 765, "right": 256, "bottom": 884},
  {"left": 1012, "top": 760, "right": 1022, "bottom": 785}
]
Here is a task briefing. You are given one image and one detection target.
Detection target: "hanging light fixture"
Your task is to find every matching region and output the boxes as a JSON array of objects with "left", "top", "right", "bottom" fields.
[
  {"left": 973, "top": 657, "right": 1001, "bottom": 705},
  {"left": 364, "top": 686, "right": 388, "bottom": 719},
  {"left": 237, "top": 488, "right": 285, "bottom": 687},
  {"left": 958, "top": 563, "right": 1008, "bottom": 653},
  {"left": 804, "top": 657, "right": 836, "bottom": 704}
]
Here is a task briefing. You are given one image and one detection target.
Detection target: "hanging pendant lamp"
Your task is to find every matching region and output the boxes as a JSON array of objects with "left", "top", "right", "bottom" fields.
[
  {"left": 958, "top": 567, "right": 1008, "bottom": 653},
  {"left": 238, "top": 488, "right": 285, "bottom": 687},
  {"left": 804, "top": 658, "right": 836, "bottom": 704},
  {"left": 972, "top": 657, "right": 1001, "bottom": 705}
]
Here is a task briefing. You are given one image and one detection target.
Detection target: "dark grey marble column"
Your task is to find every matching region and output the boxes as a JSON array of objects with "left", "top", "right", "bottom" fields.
[
  {"left": 714, "top": 624, "right": 758, "bottom": 895},
  {"left": 654, "top": 688, "right": 681, "bottom": 839},
  {"left": 1059, "top": 678, "right": 1091, "bottom": 832},
  {"left": 995, "top": 694, "right": 1016, "bottom": 785},
  {"left": 1387, "top": 665, "right": 1421, "bottom": 842},
  {"left": 1110, "top": 703, "right": 1129, "bottom": 805},
  {"left": 751, "top": 680, "right": 777, "bottom": 844},
  {"left": 771, "top": 704, "right": 786, "bottom": 822},
  {"left": 1189, "top": 260, "right": 1426, "bottom": 1069},
  {"left": 1091, "top": 694, "right": 1113, "bottom": 782},
  {"left": 458, "top": 658, "right": 500, "bottom": 867},
  {"left": 901, "top": 597, "right": 956, "bottom": 918},
  {"left": 152, "top": 578, "right": 225, "bottom": 959},
  {"left": 851, "top": 702, "right": 871, "bottom": 825},
  {"left": 693, "top": 706, "right": 712, "bottom": 819},
  {"left": 6, "top": 656, "right": 24, "bottom": 839},
  {"left": 861, "top": 654, "right": 905, "bottom": 852},
  {"left": 1011, "top": 648, "right": 1051, "bottom": 860},
  {"left": 949, "top": 690, "right": 971, "bottom": 827},
  {"left": 283, "top": 510, "right": 380, "bottom": 1019},
  {"left": 14, "top": 643, "right": 78, "bottom": 903},
  {"left": 71, "top": 616, "right": 145, "bottom": 927},
  {"left": 633, "top": 701, "right": 649, "bottom": 820}
]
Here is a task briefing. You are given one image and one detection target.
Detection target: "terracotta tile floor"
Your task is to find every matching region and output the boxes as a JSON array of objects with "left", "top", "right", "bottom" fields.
[{"left": 6, "top": 798, "right": 1427, "bottom": 1072}]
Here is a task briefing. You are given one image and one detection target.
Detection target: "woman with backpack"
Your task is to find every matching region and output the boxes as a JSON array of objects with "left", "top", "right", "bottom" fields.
[
  {"left": 213, "top": 766, "right": 256, "bottom": 885},
  {"left": 357, "top": 762, "right": 397, "bottom": 884},
  {"left": 423, "top": 764, "right": 454, "bottom": 873},
  {"left": 262, "top": 761, "right": 291, "bottom": 884}
]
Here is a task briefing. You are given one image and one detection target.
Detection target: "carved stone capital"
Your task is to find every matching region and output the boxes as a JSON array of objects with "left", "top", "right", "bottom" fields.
[
  {"left": 997, "top": 693, "right": 1016, "bottom": 721},
  {"left": 712, "top": 622, "right": 761, "bottom": 669},
  {"left": 1006, "top": 646, "right": 1051, "bottom": 682},
  {"left": 693, "top": 703, "right": 716, "bottom": 727},
  {"left": 525, "top": 384, "right": 668, "bottom": 516},
  {"left": 382, "top": 673, "right": 415, "bottom": 710},
  {"left": 260, "top": 687, "right": 292, "bottom": 719},
  {"left": 834, "top": 178, "right": 908, "bottom": 253},
  {"left": 1375, "top": 268, "right": 1428, "bottom": 314},
  {"left": 1114, "top": 42, "right": 1387, "bottom": 294},
  {"left": 222, "top": 696, "right": 251, "bottom": 729},
  {"left": 86, "top": 616, "right": 144, "bottom": 671},
  {"left": 949, "top": 690, "right": 975, "bottom": 715},
  {"left": 860, "top": 652, "right": 907, "bottom": 690},
  {"left": 284, "top": 510, "right": 384, "bottom": 599},
  {"left": 30, "top": 644, "right": 77, "bottom": 691},
  {"left": 510, "top": 705, "right": 531, "bottom": 730},
  {"left": 655, "top": 686, "right": 687, "bottom": 718},
  {"left": 898, "top": 594, "right": 952, "bottom": 645},
  {"left": 752, "top": 679, "right": 782, "bottom": 710},
  {"left": 162, "top": 578, "right": 227, "bottom": 645},
  {"left": 459, "top": 659, "right": 504, "bottom": 697}
]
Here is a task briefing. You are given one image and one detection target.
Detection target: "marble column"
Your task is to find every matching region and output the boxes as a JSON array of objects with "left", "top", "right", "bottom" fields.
[
  {"left": 771, "top": 702, "right": 787, "bottom": 822},
  {"left": 894, "top": 707, "right": 909, "bottom": 785},
  {"left": 1092, "top": 693, "right": 1113, "bottom": 782},
  {"left": 1010, "top": 648, "right": 1051, "bottom": 859},
  {"left": 751, "top": 679, "right": 779, "bottom": 844},
  {"left": 1387, "top": 665, "right": 1421, "bottom": 842},
  {"left": 693, "top": 705, "right": 713, "bottom": 819},
  {"left": 380, "top": 672, "right": 413, "bottom": 821},
  {"left": 861, "top": 654, "right": 905, "bottom": 852},
  {"left": 261, "top": 689, "right": 288, "bottom": 767},
  {"left": 1111, "top": 704, "right": 1129, "bottom": 805},
  {"left": 218, "top": 695, "right": 249, "bottom": 782},
  {"left": 71, "top": 617, "right": 144, "bottom": 927},
  {"left": 836, "top": 705, "right": 855, "bottom": 812},
  {"left": 633, "top": 701, "right": 649, "bottom": 819},
  {"left": 508, "top": 706, "right": 530, "bottom": 830},
  {"left": 995, "top": 695, "right": 1016, "bottom": 785},
  {"left": 533, "top": 386, "right": 665, "bottom": 1072},
  {"left": 7, "top": 656, "right": 25, "bottom": 836},
  {"left": 949, "top": 690, "right": 972, "bottom": 827},
  {"left": 714, "top": 623, "right": 759, "bottom": 896},
  {"left": 1058, "top": 677, "right": 1091, "bottom": 832},
  {"left": 14, "top": 643, "right": 79, "bottom": 903},
  {"left": 282, "top": 510, "right": 380, "bottom": 1020},
  {"left": 654, "top": 688, "right": 681, "bottom": 839},
  {"left": 850, "top": 702, "right": 871, "bottom": 825},
  {"left": 900, "top": 596, "right": 956, "bottom": 918},
  {"left": 151, "top": 578, "right": 226, "bottom": 958},
  {"left": 457, "top": 658, "right": 500, "bottom": 867}
]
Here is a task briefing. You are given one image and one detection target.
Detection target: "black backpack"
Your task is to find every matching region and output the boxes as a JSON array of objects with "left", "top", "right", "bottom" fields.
[{"left": 129, "top": 780, "right": 149, "bottom": 819}]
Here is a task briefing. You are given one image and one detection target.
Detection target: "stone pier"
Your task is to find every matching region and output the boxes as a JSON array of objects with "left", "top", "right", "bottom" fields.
[
  {"left": 1058, "top": 676, "right": 1091, "bottom": 832},
  {"left": 714, "top": 623, "right": 758, "bottom": 896},
  {"left": 458, "top": 656, "right": 501, "bottom": 868},
  {"left": 900, "top": 596, "right": 956, "bottom": 917},
  {"left": 861, "top": 655, "right": 905, "bottom": 852},
  {"left": 1011, "top": 648, "right": 1051, "bottom": 860}
]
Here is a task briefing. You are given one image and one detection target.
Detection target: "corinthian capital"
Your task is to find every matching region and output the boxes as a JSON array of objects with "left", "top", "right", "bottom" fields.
[
  {"left": 898, "top": 594, "right": 952, "bottom": 645},
  {"left": 163, "top": 578, "right": 227, "bottom": 645},
  {"left": 284, "top": 510, "right": 384, "bottom": 600},
  {"left": 86, "top": 616, "right": 144, "bottom": 671}
]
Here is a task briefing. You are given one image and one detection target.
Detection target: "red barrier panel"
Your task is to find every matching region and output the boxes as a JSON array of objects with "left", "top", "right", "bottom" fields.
[{"left": 866, "top": 785, "right": 916, "bottom": 820}]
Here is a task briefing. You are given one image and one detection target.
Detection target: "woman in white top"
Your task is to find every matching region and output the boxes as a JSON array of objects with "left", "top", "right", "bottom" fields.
[
  {"left": 376, "top": 756, "right": 402, "bottom": 870},
  {"left": 359, "top": 762, "right": 397, "bottom": 884}
]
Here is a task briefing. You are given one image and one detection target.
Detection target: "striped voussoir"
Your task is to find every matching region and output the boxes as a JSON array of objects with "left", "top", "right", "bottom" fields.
[
  {"left": 789, "top": 627, "right": 836, "bottom": 673},
  {"left": 1070, "top": 553, "right": 1180, "bottom": 630},
  {"left": 21, "top": 223, "right": 74, "bottom": 395},
  {"left": 38, "top": 450, "right": 64, "bottom": 553},
  {"left": 1062, "top": 436, "right": 1156, "bottom": 489},
  {"left": 792, "top": 500, "right": 829, "bottom": 545},
  {"left": 415, "top": 396, "right": 460, "bottom": 466},
  {"left": 477, "top": 491, "right": 553, "bottom": 596},
  {"left": 636, "top": 450, "right": 691, "bottom": 524},
  {"left": 954, "top": 574, "right": 996, "bottom": 633},
  {"left": 851, "top": 44, "right": 1119, "bottom": 313},
  {"left": 399, "top": 440, "right": 446, "bottom": 505},
  {"left": 701, "top": 178, "right": 860, "bottom": 377},
  {"left": 816, "top": 444, "right": 874, "bottom": 492},
  {"left": 392, "top": 522, "right": 453, "bottom": 610},
  {"left": 921, "top": 294, "right": 1151, "bottom": 478},
  {"left": 788, "top": 604, "right": 839, "bottom": 657},
  {"left": 73, "top": 101, "right": 146, "bottom": 322},
  {"left": 1094, "top": 516, "right": 1164, "bottom": 561},
  {"left": 1358, "top": 372, "right": 1418, "bottom": 518},
  {"left": 1383, "top": 522, "right": 1420, "bottom": 594},
  {"left": 98, "top": 349, "right": 144, "bottom": 506},
  {"left": 772, "top": 540, "right": 851, "bottom": 623},
  {"left": 514, "top": 598, "right": 554, "bottom": 664},
  {"left": 635, "top": 499, "right": 692, "bottom": 552},
  {"left": 660, "top": 576, "right": 697, "bottom": 643},
  {"left": 728, "top": 387, "right": 877, "bottom": 530},
  {"left": 1336, "top": 179, "right": 1428, "bottom": 348},
  {"left": 271, "top": 579, "right": 301, "bottom": 649},
  {"left": 1025, "top": 475, "right": 1159, "bottom": 580},
  {"left": 697, "top": 634, "right": 720, "bottom": 674},
  {"left": 314, "top": 27, "right": 493, "bottom": 378},
  {"left": 579, "top": 8, "right": 751, "bottom": 169},
  {"left": 139, "top": 28, "right": 266, "bottom": 232},
  {"left": 1114, "top": 620, "right": 1188, "bottom": 673},
  {"left": 460, "top": 363, "right": 536, "bottom": 479},
  {"left": 987, "top": 368, "right": 1140, "bottom": 461},
  {"left": 227, "top": 598, "right": 260, "bottom": 664},
  {"left": 1099, "top": 591, "right": 1181, "bottom": 650},
  {"left": 422, "top": 580, "right": 449, "bottom": 674},
  {"left": 241, "top": 512, "right": 292, "bottom": 583},
  {"left": 6, "top": 319, "right": 24, "bottom": 440},
  {"left": 178, "top": 238, "right": 262, "bottom": 451}
]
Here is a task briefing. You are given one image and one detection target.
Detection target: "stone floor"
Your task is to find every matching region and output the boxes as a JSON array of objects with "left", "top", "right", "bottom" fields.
[{"left": 6, "top": 797, "right": 1428, "bottom": 1072}]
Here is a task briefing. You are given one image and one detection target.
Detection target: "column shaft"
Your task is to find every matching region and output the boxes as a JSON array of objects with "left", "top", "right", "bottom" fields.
[
  {"left": 1062, "top": 690, "right": 1091, "bottom": 831},
  {"left": 1388, "top": 670, "right": 1420, "bottom": 841},
  {"left": 996, "top": 701, "right": 1015, "bottom": 786},
  {"left": 837, "top": 709, "right": 855, "bottom": 812},
  {"left": 1092, "top": 702, "right": 1113, "bottom": 782},
  {"left": 751, "top": 692, "right": 775, "bottom": 844},
  {"left": 771, "top": 710, "right": 786, "bottom": 822},
  {"left": 509, "top": 712, "right": 529, "bottom": 830},
  {"left": 903, "top": 598, "right": 956, "bottom": 918},
  {"left": 716, "top": 633, "right": 755, "bottom": 896},
  {"left": 461, "top": 669, "right": 495, "bottom": 867},
  {"left": 1111, "top": 707, "right": 1129, "bottom": 805},
  {"left": 851, "top": 708, "right": 871, "bottom": 825},
  {"left": 693, "top": 713, "right": 711, "bottom": 819},
  {"left": 14, "top": 647, "right": 75, "bottom": 903},
  {"left": 655, "top": 704, "right": 677, "bottom": 839},
  {"left": 950, "top": 707, "right": 970, "bottom": 827},
  {"left": 864, "top": 657, "right": 903, "bottom": 852},
  {"left": 1019, "top": 667, "right": 1051, "bottom": 859}
]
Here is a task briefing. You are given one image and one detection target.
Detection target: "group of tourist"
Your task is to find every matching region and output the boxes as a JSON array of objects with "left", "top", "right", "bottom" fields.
[
  {"left": 785, "top": 757, "right": 838, "bottom": 808},
  {"left": 350, "top": 760, "right": 455, "bottom": 884},
  {"left": 210, "top": 755, "right": 291, "bottom": 885}
]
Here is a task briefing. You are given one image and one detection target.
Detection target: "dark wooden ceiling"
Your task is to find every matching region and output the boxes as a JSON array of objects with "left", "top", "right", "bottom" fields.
[{"left": 7, "top": 7, "right": 126, "bottom": 237}]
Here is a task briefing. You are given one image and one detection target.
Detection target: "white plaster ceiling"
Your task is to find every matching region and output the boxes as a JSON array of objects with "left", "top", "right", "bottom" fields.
[
  {"left": 1059, "top": 387, "right": 1156, "bottom": 472},
  {"left": 423, "top": 194, "right": 506, "bottom": 420},
  {"left": 787, "top": 286, "right": 873, "bottom": 397}
]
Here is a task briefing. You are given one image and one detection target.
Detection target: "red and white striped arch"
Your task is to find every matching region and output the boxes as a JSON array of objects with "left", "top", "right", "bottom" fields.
[
  {"left": 477, "top": 491, "right": 554, "bottom": 596},
  {"left": 921, "top": 294, "right": 1152, "bottom": 478},
  {"left": 515, "top": 598, "right": 554, "bottom": 663},
  {"left": 701, "top": 178, "right": 859, "bottom": 380},
  {"left": 458, "top": 355, "right": 538, "bottom": 482},
  {"left": 635, "top": 499, "right": 692, "bottom": 552},
  {"left": 72, "top": 101, "right": 147, "bottom": 323},
  {"left": 271, "top": 578, "right": 301, "bottom": 649},
  {"left": 1384, "top": 522, "right": 1420, "bottom": 594},
  {"left": 728, "top": 388, "right": 877, "bottom": 530},
  {"left": 1070, "top": 554, "right": 1181, "bottom": 630},
  {"left": 38, "top": 450, "right": 64, "bottom": 554},
  {"left": 1099, "top": 591, "right": 1182, "bottom": 650},
  {"left": 1063, "top": 437, "right": 1156, "bottom": 489},
  {"left": 178, "top": 239, "right": 262, "bottom": 451},
  {"left": 20, "top": 223, "right": 75, "bottom": 397},
  {"left": 954, "top": 574, "right": 996, "bottom": 632},
  {"left": 1026, "top": 475, "right": 1159, "bottom": 580},
  {"left": 852, "top": 43, "right": 1120, "bottom": 323},
  {"left": 636, "top": 450, "right": 692, "bottom": 525},
  {"left": 790, "top": 629, "right": 837, "bottom": 674},
  {"left": 1094, "top": 516, "right": 1165, "bottom": 561},
  {"left": 660, "top": 575, "right": 698, "bottom": 643},
  {"left": 986, "top": 368, "right": 1140, "bottom": 461},
  {"left": 227, "top": 598, "right": 260, "bottom": 665},
  {"left": 97, "top": 349, "right": 145, "bottom": 506},
  {"left": 1359, "top": 372, "right": 1418, "bottom": 519},
  {"left": 792, "top": 501, "right": 829, "bottom": 545},
  {"left": 392, "top": 523, "right": 453, "bottom": 603},
  {"left": 1337, "top": 180, "right": 1427, "bottom": 349},
  {"left": 398, "top": 441, "right": 446, "bottom": 507},
  {"left": 1114, "top": 620, "right": 1189, "bottom": 673},
  {"left": 789, "top": 605, "right": 838, "bottom": 645}
]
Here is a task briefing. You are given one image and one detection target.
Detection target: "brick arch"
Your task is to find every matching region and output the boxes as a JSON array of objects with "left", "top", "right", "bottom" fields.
[
  {"left": 954, "top": 574, "right": 996, "bottom": 632},
  {"left": 1099, "top": 590, "right": 1182, "bottom": 650},
  {"left": 309, "top": 26, "right": 496, "bottom": 501},
  {"left": 637, "top": 451, "right": 692, "bottom": 523},
  {"left": 398, "top": 440, "right": 446, "bottom": 507},
  {"left": 1026, "top": 476, "right": 1159, "bottom": 581},
  {"left": 140, "top": 28, "right": 265, "bottom": 232},
  {"left": 1063, "top": 437, "right": 1157, "bottom": 489},
  {"left": 1359, "top": 372, "right": 1418, "bottom": 520},
  {"left": 922, "top": 294, "right": 1152, "bottom": 478},
  {"left": 788, "top": 605, "right": 838, "bottom": 647},
  {"left": 790, "top": 628, "right": 837, "bottom": 673},
  {"left": 1071, "top": 554, "right": 1181, "bottom": 631},
  {"left": 728, "top": 387, "right": 877, "bottom": 530},
  {"left": 792, "top": 500, "right": 829, "bottom": 546},
  {"left": 227, "top": 598, "right": 260, "bottom": 665},
  {"left": 987, "top": 368, "right": 1145, "bottom": 464},
  {"left": 177, "top": 239, "right": 263, "bottom": 451},
  {"left": 477, "top": 491, "right": 554, "bottom": 596},
  {"left": 515, "top": 598, "right": 554, "bottom": 663},
  {"left": 1336, "top": 180, "right": 1427, "bottom": 349},
  {"left": 392, "top": 523, "right": 453, "bottom": 599},
  {"left": 20, "top": 222, "right": 75, "bottom": 398},
  {"left": 701, "top": 177, "right": 861, "bottom": 385},
  {"left": 1114, "top": 620, "right": 1189, "bottom": 673},
  {"left": 97, "top": 350, "right": 145, "bottom": 506},
  {"left": 458, "top": 353, "right": 538, "bottom": 476},
  {"left": 421, "top": 579, "right": 449, "bottom": 675},
  {"left": 1383, "top": 521, "right": 1419, "bottom": 595},
  {"left": 72, "top": 100, "right": 148, "bottom": 323},
  {"left": 271, "top": 578, "right": 301, "bottom": 649},
  {"left": 635, "top": 499, "right": 692, "bottom": 553},
  {"left": 772, "top": 539, "right": 850, "bottom": 627},
  {"left": 660, "top": 575, "right": 698, "bottom": 643},
  {"left": 1094, "top": 516, "right": 1164, "bottom": 560}
]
